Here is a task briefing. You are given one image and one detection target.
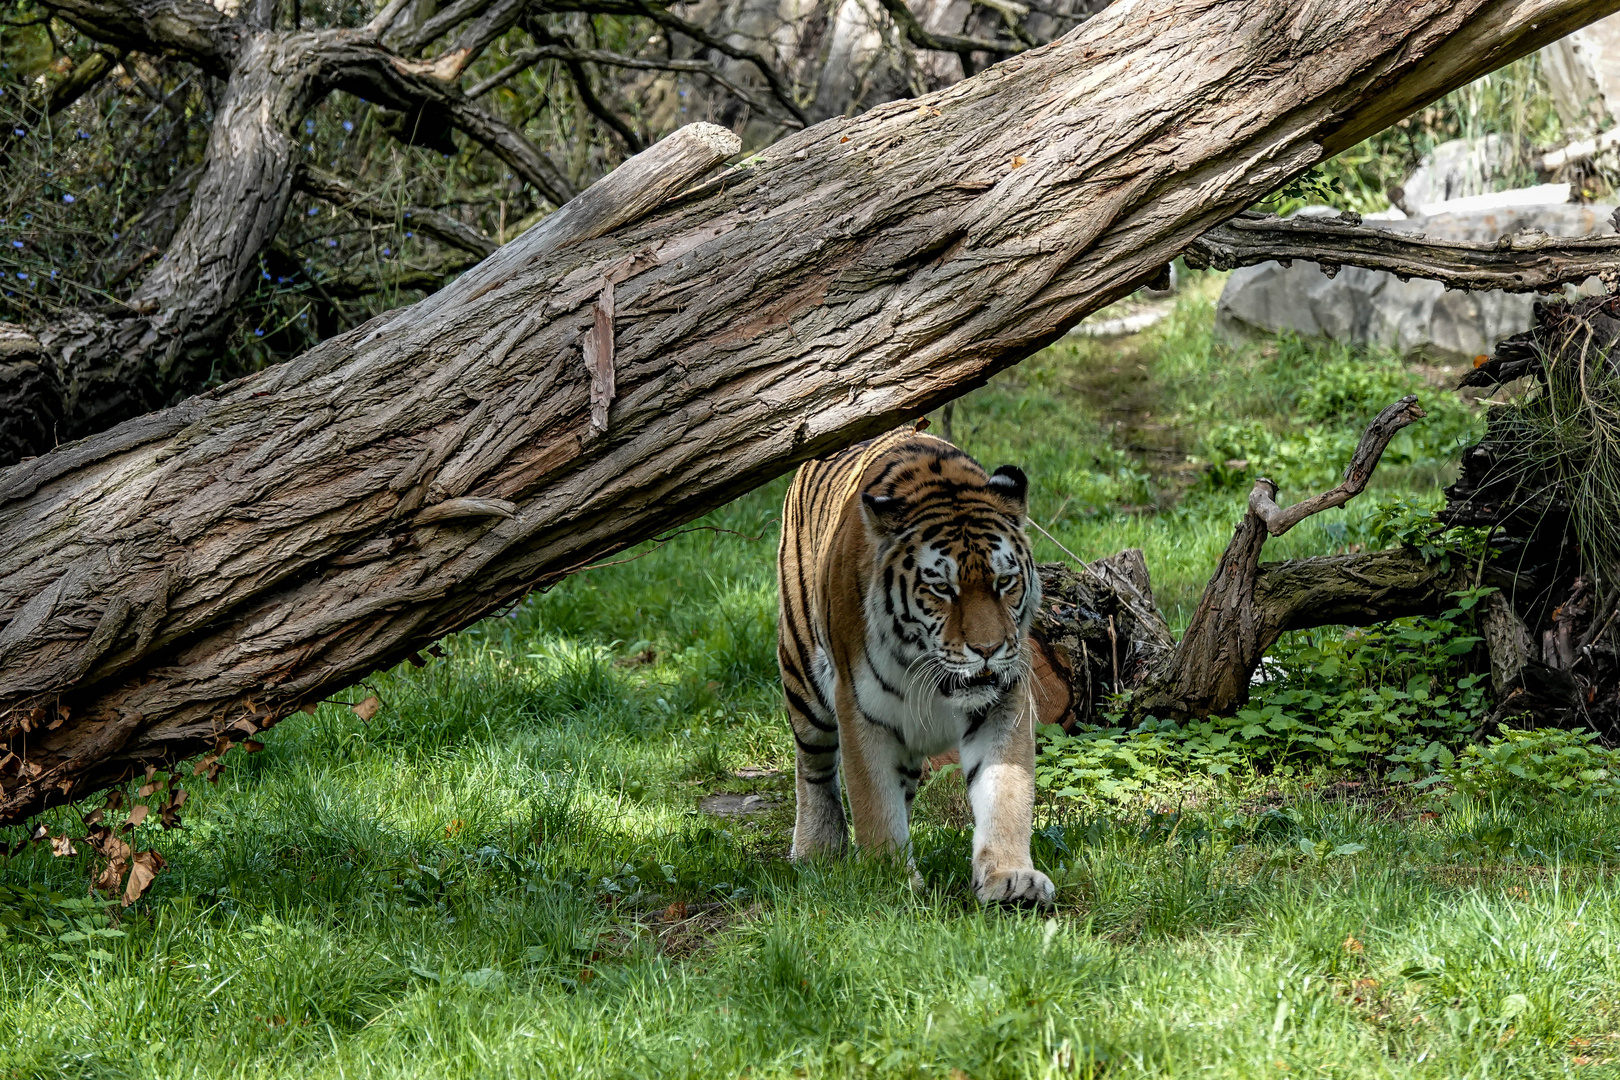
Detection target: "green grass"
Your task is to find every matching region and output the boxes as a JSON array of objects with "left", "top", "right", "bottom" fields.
[{"left": 3, "top": 280, "right": 1616, "bottom": 1079}]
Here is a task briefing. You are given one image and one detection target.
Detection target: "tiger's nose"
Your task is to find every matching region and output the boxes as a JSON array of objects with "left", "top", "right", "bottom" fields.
[{"left": 964, "top": 640, "right": 1007, "bottom": 663}]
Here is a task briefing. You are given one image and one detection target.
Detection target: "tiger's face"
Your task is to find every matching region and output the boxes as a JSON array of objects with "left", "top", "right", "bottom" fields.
[{"left": 860, "top": 447, "right": 1038, "bottom": 706}]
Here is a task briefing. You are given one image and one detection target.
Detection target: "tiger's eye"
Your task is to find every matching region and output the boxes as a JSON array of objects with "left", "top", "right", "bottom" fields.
[{"left": 996, "top": 575, "right": 1016, "bottom": 592}]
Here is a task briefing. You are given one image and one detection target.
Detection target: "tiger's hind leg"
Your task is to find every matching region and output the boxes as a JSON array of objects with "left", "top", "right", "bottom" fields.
[{"left": 782, "top": 647, "right": 847, "bottom": 859}]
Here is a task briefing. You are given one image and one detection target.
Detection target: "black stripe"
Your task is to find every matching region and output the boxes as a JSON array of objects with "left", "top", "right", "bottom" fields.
[
  {"left": 795, "top": 732, "right": 837, "bottom": 756},
  {"left": 964, "top": 762, "right": 982, "bottom": 788}
]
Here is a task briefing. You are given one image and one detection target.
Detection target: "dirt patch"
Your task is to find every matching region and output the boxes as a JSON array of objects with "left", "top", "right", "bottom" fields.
[
  {"left": 699, "top": 793, "right": 779, "bottom": 816},
  {"left": 651, "top": 900, "right": 760, "bottom": 958}
]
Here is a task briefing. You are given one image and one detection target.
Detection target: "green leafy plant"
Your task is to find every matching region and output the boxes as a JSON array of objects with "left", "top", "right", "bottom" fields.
[{"left": 1446, "top": 727, "right": 1620, "bottom": 804}]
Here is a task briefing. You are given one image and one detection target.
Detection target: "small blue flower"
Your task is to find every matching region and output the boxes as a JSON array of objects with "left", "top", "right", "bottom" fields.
[
  {"left": 381, "top": 247, "right": 391, "bottom": 256},
  {"left": 342, "top": 120, "right": 354, "bottom": 132},
  {"left": 77, "top": 130, "right": 89, "bottom": 139},
  {"left": 10, "top": 241, "right": 20, "bottom": 249},
  {"left": 305, "top": 119, "right": 315, "bottom": 133},
  {"left": 307, "top": 207, "right": 319, "bottom": 216},
  {"left": 262, "top": 270, "right": 272, "bottom": 280},
  {"left": 328, "top": 239, "right": 338, "bottom": 247},
  {"left": 405, "top": 231, "right": 414, "bottom": 238},
  {"left": 16, "top": 272, "right": 25, "bottom": 279},
  {"left": 12, "top": 128, "right": 23, "bottom": 136},
  {"left": 254, "top": 328, "right": 264, "bottom": 336},
  {"left": 62, "top": 194, "right": 74, "bottom": 203}
]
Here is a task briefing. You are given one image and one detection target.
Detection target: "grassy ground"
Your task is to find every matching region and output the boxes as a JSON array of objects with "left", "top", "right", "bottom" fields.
[{"left": 3, "top": 278, "right": 1617, "bottom": 1079}]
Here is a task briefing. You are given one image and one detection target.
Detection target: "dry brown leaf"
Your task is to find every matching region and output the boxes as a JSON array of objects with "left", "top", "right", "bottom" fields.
[
  {"left": 48, "top": 704, "right": 68, "bottom": 730},
  {"left": 159, "top": 788, "right": 188, "bottom": 829},
  {"left": 192, "top": 753, "right": 219, "bottom": 777},
  {"left": 123, "top": 850, "right": 166, "bottom": 906},
  {"left": 406, "top": 652, "right": 427, "bottom": 668},
  {"left": 427, "top": 644, "right": 447, "bottom": 658},
  {"left": 82, "top": 808, "right": 104, "bottom": 826},
  {"left": 352, "top": 695, "right": 382, "bottom": 721},
  {"left": 241, "top": 740, "right": 265, "bottom": 753},
  {"left": 662, "top": 901, "right": 687, "bottom": 922},
  {"left": 124, "top": 804, "right": 150, "bottom": 829},
  {"left": 30, "top": 823, "right": 49, "bottom": 842},
  {"left": 49, "top": 833, "right": 77, "bottom": 857},
  {"left": 1342, "top": 935, "right": 1364, "bottom": 954},
  {"left": 137, "top": 781, "right": 157, "bottom": 797},
  {"left": 300, "top": 702, "right": 319, "bottom": 715},
  {"left": 1010, "top": 155, "right": 1027, "bottom": 168}
]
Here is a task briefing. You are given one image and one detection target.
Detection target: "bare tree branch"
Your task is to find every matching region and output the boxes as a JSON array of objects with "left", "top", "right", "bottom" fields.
[
  {"left": 467, "top": 40, "right": 799, "bottom": 126},
  {"left": 528, "top": 21, "right": 645, "bottom": 152},
  {"left": 1186, "top": 210, "right": 1620, "bottom": 292},
  {"left": 294, "top": 165, "right": 499, "bottom": 257},
  {"left": 623, "top": 0, "right": 809, "bottom": 125},
  {"left": 1248, "top": 396, "right": 1429, "bottom": 537},
  {"left": 41, "top": 0, "right": 241, "bottom": 77},
  {"left": 875, "top": 0, "right": 1024, "bottom": 56}
]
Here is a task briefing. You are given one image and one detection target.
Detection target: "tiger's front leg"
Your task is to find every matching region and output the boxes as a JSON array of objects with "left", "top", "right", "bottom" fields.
[
  {"left": 837, "top": 687, "right": 924, "bottom": 862},
  {"left": 959, "top": 689, "right": 1055, "bottom": 907}
]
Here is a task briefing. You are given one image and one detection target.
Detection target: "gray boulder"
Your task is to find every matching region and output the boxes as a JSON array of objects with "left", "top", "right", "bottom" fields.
[{"left": 1215, "top": 201, "right": 1616, "bottom": 358}]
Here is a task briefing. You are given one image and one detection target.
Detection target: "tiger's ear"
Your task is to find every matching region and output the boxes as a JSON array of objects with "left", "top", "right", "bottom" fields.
[
  {"left": 860, "top": 492, "right": 907, "bottom": 535},
  {"left": 988, "top": 465, "right": 1029, "bottom": 513}
]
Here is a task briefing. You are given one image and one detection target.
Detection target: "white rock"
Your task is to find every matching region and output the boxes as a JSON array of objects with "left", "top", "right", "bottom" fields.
[
  {"left": 1540, "top": 12, "right": 1620, "bottom": 135},
  {"left": 1215, "top": 199, "right": 1617, "bottom": 358}
]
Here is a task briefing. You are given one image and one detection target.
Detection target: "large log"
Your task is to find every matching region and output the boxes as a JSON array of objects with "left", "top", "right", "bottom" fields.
[{"left": 2, "top": 0, "right": 1618, "bottom": 823}]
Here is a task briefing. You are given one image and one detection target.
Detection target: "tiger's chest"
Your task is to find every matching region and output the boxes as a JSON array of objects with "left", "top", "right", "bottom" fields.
[{"left": 812, "top": 634, "right": 1003, "bottom": 758}]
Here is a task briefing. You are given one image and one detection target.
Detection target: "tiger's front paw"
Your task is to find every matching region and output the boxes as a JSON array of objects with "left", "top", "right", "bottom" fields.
[{"left": 974, "top": 867, "right": 1055, "bottom": 908}]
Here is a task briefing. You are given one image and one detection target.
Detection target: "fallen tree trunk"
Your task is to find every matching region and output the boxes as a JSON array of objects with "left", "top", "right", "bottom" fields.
[{"left": 2, "top": 0, "right": 1618, "bottom": 824}]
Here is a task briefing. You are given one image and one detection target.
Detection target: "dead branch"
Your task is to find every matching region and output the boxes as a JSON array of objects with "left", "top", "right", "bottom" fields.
[
  {"left": 1249, "top": 396, "right": 1427, "bottom": 537},
  {"left": 1186, "top": 210, "right": 1620, "bottom": 293},
  {"left": 295, "top": 166, "right": 498, "bottom": 258}
]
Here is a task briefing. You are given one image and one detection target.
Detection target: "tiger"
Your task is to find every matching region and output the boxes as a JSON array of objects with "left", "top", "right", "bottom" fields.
[{"left": 776, "top": 425, "right": 1054, "bottom": 907}]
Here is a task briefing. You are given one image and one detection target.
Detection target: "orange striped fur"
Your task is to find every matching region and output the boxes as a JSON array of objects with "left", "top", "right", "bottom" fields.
[{"left": 776, "top": 426, "right": 1054, "bottom": 906}]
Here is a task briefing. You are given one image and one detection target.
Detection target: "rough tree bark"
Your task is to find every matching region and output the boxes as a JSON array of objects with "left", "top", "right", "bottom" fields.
[{"left": 2, "top": 0, "right": 1619, "bottom": 824}]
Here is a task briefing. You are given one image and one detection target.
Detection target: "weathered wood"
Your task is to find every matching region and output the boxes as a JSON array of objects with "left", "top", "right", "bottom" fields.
[
  {"left": 1187, "top": 209, "right": 1620, "bottom": 293},
  {"left": 1030, "top": 546, "right": 1469, "bottom": 728},
  {"left": 2, "top": 0, "right": 1619, "bottom": 822},
  {"left": 1133, "top": 397, "right": 1439, "bottom": 720},
  {"left": 1249, "top": 396, "right": 1427, "bottom": 537}
]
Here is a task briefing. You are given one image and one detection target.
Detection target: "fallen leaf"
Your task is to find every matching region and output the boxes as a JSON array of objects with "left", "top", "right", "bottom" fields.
[
  {"left": 137, "top": 781, "right": 158, "bottom": 797},
  {"left": 123, "top": 850, "right": 166, "bottom": 906},
  {"left": 1010, "top": 155, "right": 1027, "bottom": 168},
  {"left": 407, "top": 651, "right": 427, "bottom": 667},
  {"left": 241, "top": 740, "right": 265, "bottom": 753},
  {"left": 159, "top": 788, "right": 188, "bottom": 829},
  {"left": 300, "top": 702, "right": 319, "bottom": 715},
  {"left": 427, "top": 644, "right": 447, "bottom": 658},
  {"left": 352, "top": 696, "right": 382, "bottom": 721},
  {"left": 48, "top": 705, "right": 68, "bottom": 730},
  {"left": 50, "top": 833, "right": 77, "bottom": 857},
  {"left": 445, "top": 819, "right": 465, "bottom": 838},
  {"left": 839, "top": 135, "right": 849, "bottom": 143},
  {"left": 1343, "top": 935, "right": 1364, "bottom": 954},
  {"left": 662, "top": 901, "right": 688, "bottom": 922},
  {"left": 123, "top": 804, "right": 150, "bottom": 829},
  {"left": 1474, "top": 353, "right": 1490, "bottom": 368}
]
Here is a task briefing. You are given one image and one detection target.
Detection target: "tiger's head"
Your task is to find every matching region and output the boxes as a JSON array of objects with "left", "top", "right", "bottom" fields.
[{"left": 859, "top": 439, "right": 1039, "bottom": 706}]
